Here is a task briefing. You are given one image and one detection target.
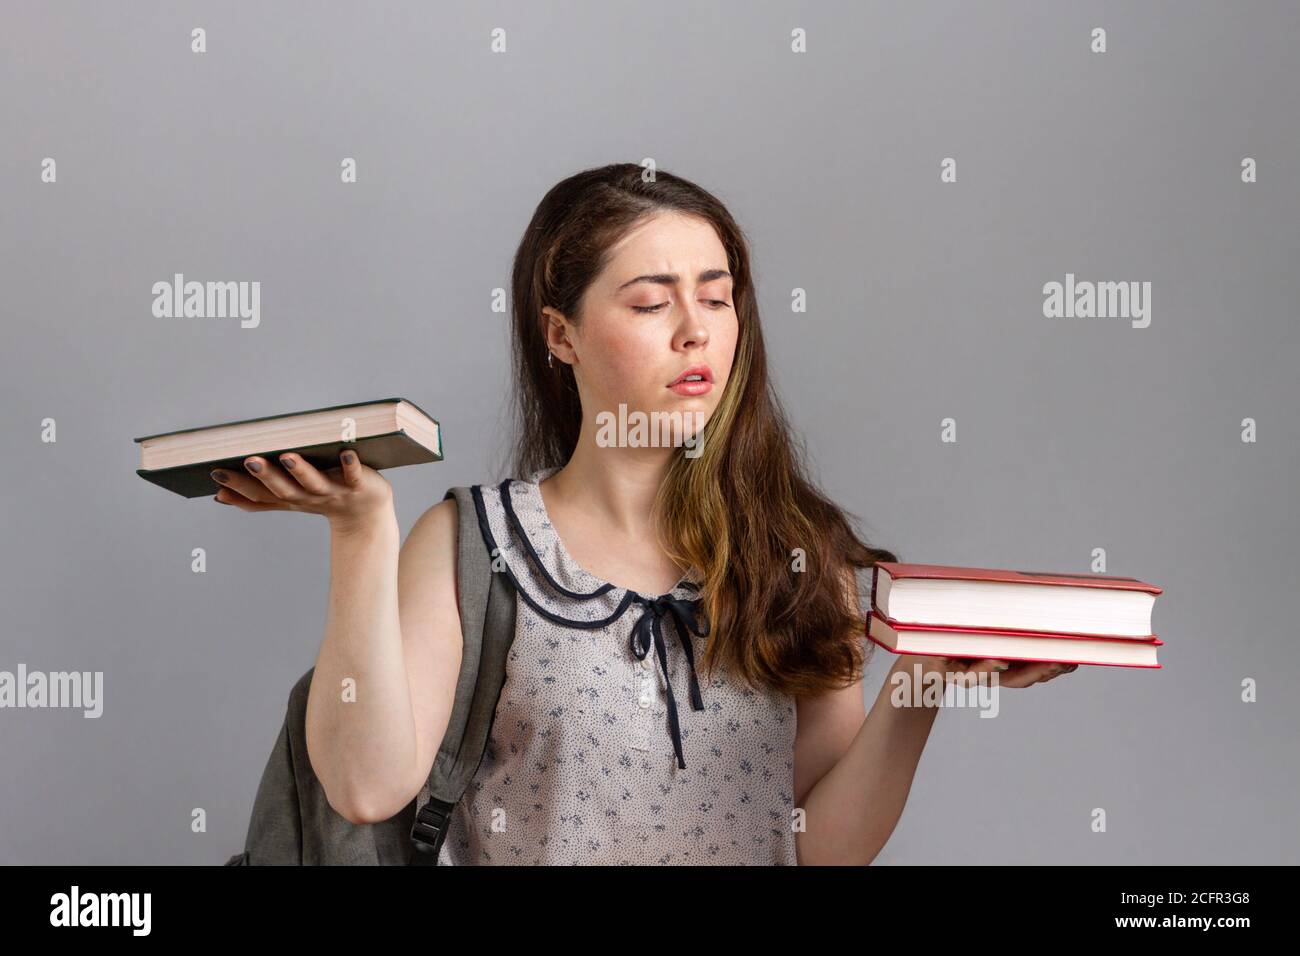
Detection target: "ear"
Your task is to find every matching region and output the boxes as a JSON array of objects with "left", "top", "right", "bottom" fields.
[{"left": 541, "top": 306, "right": 576, "bottom": 363}]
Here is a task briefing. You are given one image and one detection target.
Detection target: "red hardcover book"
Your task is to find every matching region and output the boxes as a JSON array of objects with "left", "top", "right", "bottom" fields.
[
  {"left": 866, "top": 610, "right": 1164, "bottom": 668},
  {"left": 874, "top": 562, "right": 1163, "bottom": 594},
  {"left": 871, "top": 561, "right": 1162, "bottom": 639},
  {"left": 866, "top": 562, "right": 1165, "bottom": 667}
]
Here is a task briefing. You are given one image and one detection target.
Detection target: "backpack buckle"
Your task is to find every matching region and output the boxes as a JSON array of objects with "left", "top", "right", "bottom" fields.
[{"left": 409, "top": 796, "right": 455, "bottom": 864}]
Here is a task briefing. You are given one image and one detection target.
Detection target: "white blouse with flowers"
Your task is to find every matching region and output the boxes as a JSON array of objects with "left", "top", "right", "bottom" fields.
[{"left": 436, "top": 466, "right": 798, "bottom": 865}]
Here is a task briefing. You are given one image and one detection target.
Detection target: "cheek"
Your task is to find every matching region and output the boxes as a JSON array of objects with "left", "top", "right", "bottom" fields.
[
  {"left": 582, "top": 323, "right": 661, "bottom": 395},
  {"left": 714, "top": 317, "right": 740, "bottom": 387}
]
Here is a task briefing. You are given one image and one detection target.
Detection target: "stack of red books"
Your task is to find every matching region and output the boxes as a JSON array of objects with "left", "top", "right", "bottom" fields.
[{"left": 866, "top": 562, "right": 1164, "bottom": 668}]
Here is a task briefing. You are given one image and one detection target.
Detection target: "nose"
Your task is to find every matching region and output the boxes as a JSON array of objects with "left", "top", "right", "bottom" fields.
[{"left": 674, "top": 300, "right": 710, "bottom": 350}]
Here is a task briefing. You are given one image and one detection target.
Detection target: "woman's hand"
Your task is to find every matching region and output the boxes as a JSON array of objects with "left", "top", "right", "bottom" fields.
[
  {"left": 210, "top": 450, "right": 394, "bottom": 534},
  {"left": 905, "top": 654, "right": 1078, "bottom": 688}
]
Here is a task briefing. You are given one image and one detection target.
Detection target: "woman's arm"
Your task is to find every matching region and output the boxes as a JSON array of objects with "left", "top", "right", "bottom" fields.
[
  {"left": 791, "top": 565, "right": 941, "bottom": 865},
  {"left": 305, "top": 497, "right": 464, "bottom": 824},
  {"left": 792, "top": 556, "right": 1080, "bottom": 867},
  {"left": 217, "top": 449, "right": 465, "bottom": 827},
  {"left": 793, "top": 654, "right": 940, "bottom": 865}
]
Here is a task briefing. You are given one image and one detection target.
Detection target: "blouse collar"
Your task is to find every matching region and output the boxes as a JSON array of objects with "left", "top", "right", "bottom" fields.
[{"left": 469, "top": 472, "right": 710, "bottom": 769}]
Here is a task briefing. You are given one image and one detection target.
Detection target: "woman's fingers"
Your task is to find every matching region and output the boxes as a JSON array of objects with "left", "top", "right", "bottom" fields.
[
  {"left": 338, "top": 450, "right": 363, "bottom": 487},
  {"left": 276, "top": 453, "right": 338, "bottom": 496},
  {"left": 998, "top": 660, "right": 1078, "bottom": 688},
  {"left": 214, "top": 486, "right": 286, "bottom": 512},
  {"left": 210, "top": 449, "right": 390, "bottom": 524},
  {"left": 210, "top": 466, "right": 279, "bottom": 504},
  {"left": 935, "top": 657, "right": 1081, "bottom": 688},
  {"left": 938, "top": 657, "right": 1009, "bottom": 686},
  {"left": 240, "top": 455, "right": 310, "bottom": 501}
]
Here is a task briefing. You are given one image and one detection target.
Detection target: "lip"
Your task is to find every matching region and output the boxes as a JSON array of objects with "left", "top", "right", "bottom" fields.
[
  {"left": 669, "top": 379, "right": 712, "bottom": 396},
  {"left": 666, "top": 364, "right": 714, "bottom": 388}
]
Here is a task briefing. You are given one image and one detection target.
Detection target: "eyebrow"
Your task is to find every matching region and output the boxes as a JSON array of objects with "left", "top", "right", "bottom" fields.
[{"left": 616, "top": 269, "right": 732, "bottom": 292}]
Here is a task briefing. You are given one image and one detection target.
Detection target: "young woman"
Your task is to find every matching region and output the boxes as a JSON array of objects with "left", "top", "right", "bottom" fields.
[{"left": 210, "top": 163, "right": 1077, "bottom": 865}]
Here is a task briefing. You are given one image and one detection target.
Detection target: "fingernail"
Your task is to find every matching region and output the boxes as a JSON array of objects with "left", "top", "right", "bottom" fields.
[
  {"left": 245, "top": 459, "right": 262, "bottom": 473},
  {"left": 342, "top": 452, "right": 355, "bottom": 465},
  {"left": 280, "top": 456, "right": 295, "bottom": 469},
  {"left": 211, "top": 470, "right": 227, "bottom": 483},
  {"left": 996, "top": 663, "right": 1010, "bottom": 671}
]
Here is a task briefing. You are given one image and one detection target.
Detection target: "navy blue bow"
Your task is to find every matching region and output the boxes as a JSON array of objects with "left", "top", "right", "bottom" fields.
[{"left": 629, "top": 592, "right": 709, "bottom": 769}]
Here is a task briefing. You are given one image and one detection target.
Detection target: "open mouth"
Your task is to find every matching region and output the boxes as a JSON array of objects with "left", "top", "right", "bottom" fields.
[{"left": 667, "top": 365, "right": 714, "bottom": 387}]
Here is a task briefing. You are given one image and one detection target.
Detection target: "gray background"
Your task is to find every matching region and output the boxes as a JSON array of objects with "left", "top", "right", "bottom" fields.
[{"left": 2, "top": 1, "right": 1296, "bottom": 865}]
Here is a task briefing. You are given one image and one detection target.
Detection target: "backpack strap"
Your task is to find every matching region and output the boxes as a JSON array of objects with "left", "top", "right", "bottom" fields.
[{"left": 408, "top": 484, "right": 517, "bottom": 863}]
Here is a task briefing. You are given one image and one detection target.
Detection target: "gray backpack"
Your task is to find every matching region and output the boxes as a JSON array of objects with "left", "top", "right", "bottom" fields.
[{"left": 223, "top": 485, "right": 516, "bottom": 865}]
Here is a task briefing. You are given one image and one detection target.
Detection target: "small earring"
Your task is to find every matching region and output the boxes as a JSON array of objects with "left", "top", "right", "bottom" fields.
[{"left": 547, "top": 350, "right": 554, "bottom": 368}]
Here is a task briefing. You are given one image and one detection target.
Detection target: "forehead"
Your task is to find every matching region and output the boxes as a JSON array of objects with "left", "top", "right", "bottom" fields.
[{"left": 601, "top": 212, "right": 729, "bottom": 279}]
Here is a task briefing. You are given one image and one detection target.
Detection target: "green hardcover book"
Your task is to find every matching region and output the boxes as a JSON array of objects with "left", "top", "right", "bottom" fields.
[{"left": 134, "top": 397, "right": 442, "bottom": 498}]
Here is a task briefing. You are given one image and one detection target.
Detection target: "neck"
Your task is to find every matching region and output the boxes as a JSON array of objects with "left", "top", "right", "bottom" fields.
[{"left": 543, "top": 427, "right": 676, "bottom": 540}]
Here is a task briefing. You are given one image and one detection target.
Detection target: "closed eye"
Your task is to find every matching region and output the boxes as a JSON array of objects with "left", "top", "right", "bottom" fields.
[{"left": 632, "top": 300, "right": 731, "bottom": 314}]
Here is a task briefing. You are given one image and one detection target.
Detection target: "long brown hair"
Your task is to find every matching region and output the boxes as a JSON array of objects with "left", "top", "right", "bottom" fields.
[{"left": 507, "top": 163, "right": 897, "bottom": 698}]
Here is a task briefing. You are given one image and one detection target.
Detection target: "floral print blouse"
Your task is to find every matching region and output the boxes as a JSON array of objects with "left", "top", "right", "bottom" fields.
[{"left": 436, "top": 467, "right": 799, "bottom": 865}]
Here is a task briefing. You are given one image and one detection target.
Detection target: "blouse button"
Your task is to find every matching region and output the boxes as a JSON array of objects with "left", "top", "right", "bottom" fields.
[
  {"left": 638, "top": 698, "right": 651, "bottom": 709},
  {"left": 641, "top": 657, "right": 653, "bottom": 671}
]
